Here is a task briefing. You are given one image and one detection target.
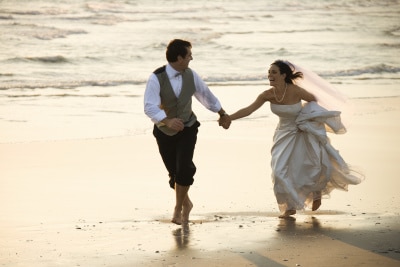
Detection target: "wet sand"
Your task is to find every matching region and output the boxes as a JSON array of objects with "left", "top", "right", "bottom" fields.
[{"left": 0, "top": 97, "right": 399, "bottom": 266}]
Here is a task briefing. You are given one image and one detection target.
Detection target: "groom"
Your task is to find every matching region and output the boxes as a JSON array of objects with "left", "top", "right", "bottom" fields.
[{"left": 144, "top": 39, "right": 231, "bottom": 224}]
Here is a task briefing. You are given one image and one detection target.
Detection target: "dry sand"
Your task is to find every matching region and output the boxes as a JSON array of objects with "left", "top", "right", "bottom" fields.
[{"left": 1, "top": 97, "right": 399, "bottom": 267}]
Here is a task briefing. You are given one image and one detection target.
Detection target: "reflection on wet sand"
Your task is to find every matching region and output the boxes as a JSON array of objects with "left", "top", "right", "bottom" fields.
[
  {"left": 172, "top": 224, "right": 191, "bottom": 250},
  {"left": 276, "top": 216, "right": 324, "bottom": 237}
]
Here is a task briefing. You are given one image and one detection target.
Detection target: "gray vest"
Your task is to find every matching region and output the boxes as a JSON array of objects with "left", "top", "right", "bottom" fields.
[{"left": 154, "top": 66, "right": 197, "bottom": 136}]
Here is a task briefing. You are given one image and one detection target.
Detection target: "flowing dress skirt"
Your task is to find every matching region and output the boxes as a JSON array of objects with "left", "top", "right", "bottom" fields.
[{"left": 270, "top": 102, "right": 364, "bottom": 212}]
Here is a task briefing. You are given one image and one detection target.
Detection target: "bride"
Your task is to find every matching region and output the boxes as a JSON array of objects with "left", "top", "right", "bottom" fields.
[{"left": 224, "top": 60, "right": 364, "bottom": 218}]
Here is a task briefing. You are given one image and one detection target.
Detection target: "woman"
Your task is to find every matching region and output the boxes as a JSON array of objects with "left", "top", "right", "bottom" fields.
[{"left": 226, "top": 60, "right": 364, "bottom": 218}]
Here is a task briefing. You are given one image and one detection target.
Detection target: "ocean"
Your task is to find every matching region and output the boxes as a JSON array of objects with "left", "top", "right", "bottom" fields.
[{"left": 1, "top": 0, "right": 399, "bottom": 142}]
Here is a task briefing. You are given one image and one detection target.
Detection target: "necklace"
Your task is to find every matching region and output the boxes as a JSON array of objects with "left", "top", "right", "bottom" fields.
[{"left": 273, "top": 83, "right": 287, "bottom": 103}]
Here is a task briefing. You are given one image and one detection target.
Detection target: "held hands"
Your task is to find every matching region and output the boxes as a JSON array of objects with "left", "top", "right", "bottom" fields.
[{"left": 218, "top": 114, "right": 231, "bottom": 129}]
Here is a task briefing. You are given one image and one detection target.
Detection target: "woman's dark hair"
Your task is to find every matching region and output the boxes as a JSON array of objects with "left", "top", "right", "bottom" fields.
[
  {"left": 271, "top": 60, "right": 303, "bottom": 84},
  {"left": 166, "top": 39, "right": 192, "bottom": 63}
]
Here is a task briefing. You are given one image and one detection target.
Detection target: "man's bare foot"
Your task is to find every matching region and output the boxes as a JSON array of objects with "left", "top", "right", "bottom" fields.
[
  {"left": 182, "top": 199, "right": 193, "bottom": 224},
  {"left": 172, "top": 207, "right": 182, "bottom": 225},
  {"left": 279, "top": 210, "right": 296, "bottom": 218},
  {"left": 312, "top": 199, "right": 321, "bottom": 211}
]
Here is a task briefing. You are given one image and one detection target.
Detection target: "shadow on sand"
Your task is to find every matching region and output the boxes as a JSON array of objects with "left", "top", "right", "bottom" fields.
[{"left": 166, "top": 210, "right": 399, "bottom": 266}]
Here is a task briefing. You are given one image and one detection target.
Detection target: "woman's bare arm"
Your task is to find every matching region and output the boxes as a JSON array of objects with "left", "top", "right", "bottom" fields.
[{"left": 230, "top": 91, "right": 270, "bottom": 120}]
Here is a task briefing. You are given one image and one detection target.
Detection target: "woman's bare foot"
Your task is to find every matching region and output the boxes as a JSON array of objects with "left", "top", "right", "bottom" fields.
[
  {"left": 279, "top": 210, "right": 296, "bottom": 218},
  {"left": 312, "top": 199, "right": 321, "bottom": 211},
  {"left": 171, "top": 207, "right": 182, "bottom": 225},
  {"left": 182, "top": 198, "right": 193, "bottom": 224}
]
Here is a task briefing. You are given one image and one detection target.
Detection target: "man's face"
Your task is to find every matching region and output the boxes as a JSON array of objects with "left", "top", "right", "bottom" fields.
[{"left": 178, "top": 47, "right": 193, "bottom": 70}]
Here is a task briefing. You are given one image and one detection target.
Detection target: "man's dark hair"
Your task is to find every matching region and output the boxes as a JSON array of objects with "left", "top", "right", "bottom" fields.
[{"left": 166, "top": 39, "right": 192, "bottom": 63}]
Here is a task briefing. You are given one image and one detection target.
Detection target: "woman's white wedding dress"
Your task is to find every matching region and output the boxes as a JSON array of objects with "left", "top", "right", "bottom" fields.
[{"left": 270, "top": 101, "right": 364, "bottom": 212}]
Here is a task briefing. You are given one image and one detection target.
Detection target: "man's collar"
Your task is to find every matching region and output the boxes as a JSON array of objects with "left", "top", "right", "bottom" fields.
[{"left": 167, "top": 64, "right": 184, "bottom": 78}]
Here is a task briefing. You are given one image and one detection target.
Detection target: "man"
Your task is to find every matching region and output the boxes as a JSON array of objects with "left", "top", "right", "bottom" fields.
[{"left": 144, "top": 39, "right": 231, "bottom": 225}]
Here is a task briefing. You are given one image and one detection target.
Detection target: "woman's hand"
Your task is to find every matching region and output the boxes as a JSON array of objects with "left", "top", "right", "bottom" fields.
[{"left": 218, "top": 115, "right": 231, "bottom": 129}]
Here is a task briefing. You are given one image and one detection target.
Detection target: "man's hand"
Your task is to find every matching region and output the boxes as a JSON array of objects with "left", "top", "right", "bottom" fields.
[{"left": 164, "top": 118, "right": 184, "bottom": 131}]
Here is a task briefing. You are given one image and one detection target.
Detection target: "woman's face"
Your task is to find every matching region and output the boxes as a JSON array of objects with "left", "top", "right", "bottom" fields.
[{"left": 268, "top": 64, "right": 285, "bottom": 86}]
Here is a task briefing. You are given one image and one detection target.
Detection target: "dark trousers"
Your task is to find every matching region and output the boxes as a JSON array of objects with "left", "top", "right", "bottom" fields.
[{"left": 153, "top": 121, "right": 200, "bottom": 189}]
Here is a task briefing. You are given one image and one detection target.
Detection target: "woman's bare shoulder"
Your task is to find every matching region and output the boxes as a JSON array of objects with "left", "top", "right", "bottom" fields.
[
  {"left": 261, "top": 88, "right": 274, "bottom": 100},
  {"left": 292, "top": 84, "right": 316, "bottom": 101}
]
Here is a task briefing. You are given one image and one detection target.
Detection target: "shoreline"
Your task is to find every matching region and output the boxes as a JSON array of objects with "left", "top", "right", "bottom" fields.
[{"left": 1, "top": 83, "right": 399, "bottom": 144}]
